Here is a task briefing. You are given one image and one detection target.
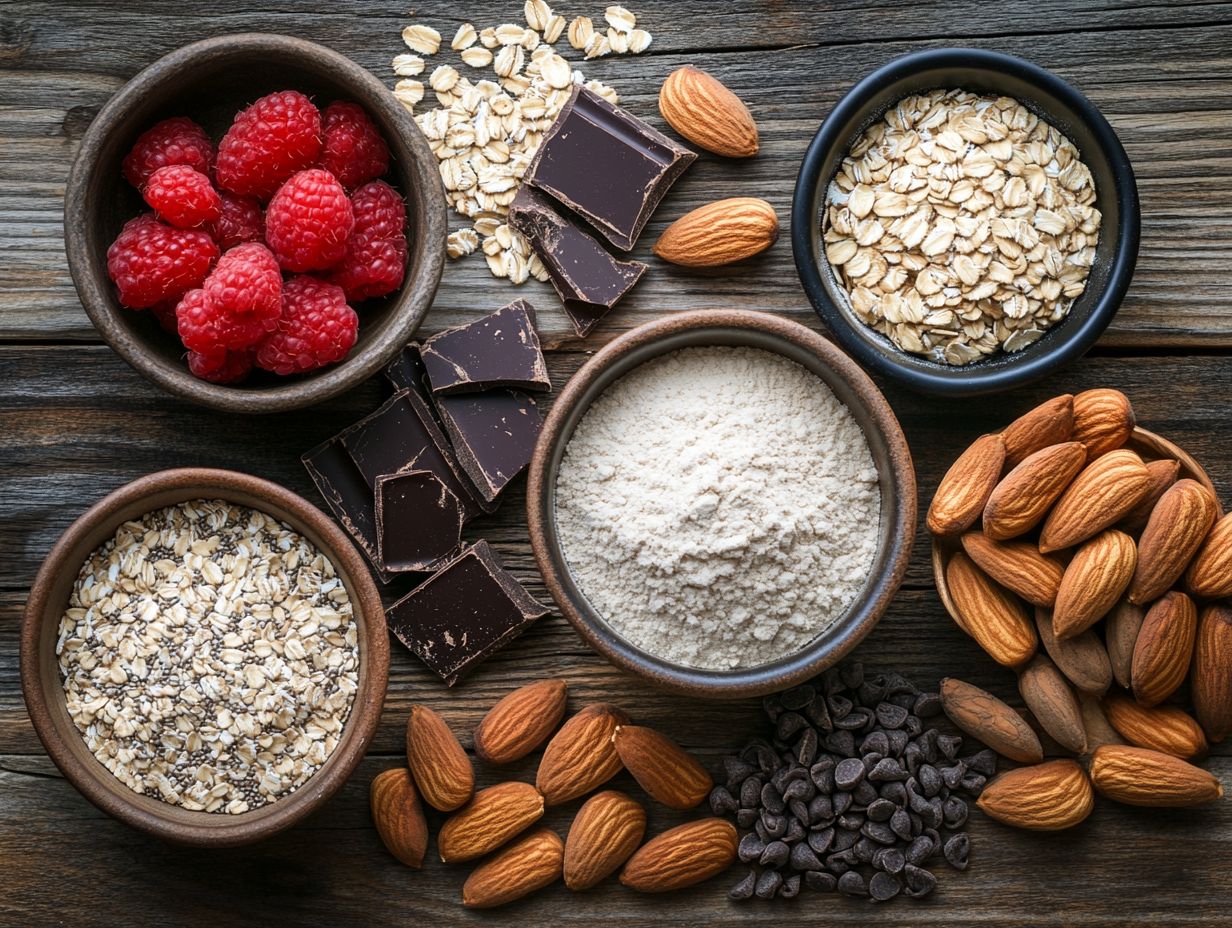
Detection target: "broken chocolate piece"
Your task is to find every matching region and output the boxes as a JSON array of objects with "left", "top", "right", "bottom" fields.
[
  {"left": 385, "top": 341, "right": 428, "bottom": 394},
  {"left": 525, "top": 85, "right": 697, "bottom": 251},
  {"left": 510, "top": 185, "right": 646, "bottom": 337},
  {"left": 420, "top": 300, "right": 551, "bottom": 395},
  {"left": 433, "top": 389, "right": 543, "bottom": 502},
  {"left": 376, "top": 470, "right": 464, "bottom": 572},
  {"left": 386, "top": 540, "right": 550, "bottom": 685},
  {"left": 302, "top": 438, "right": 393, "bottom": 583}
]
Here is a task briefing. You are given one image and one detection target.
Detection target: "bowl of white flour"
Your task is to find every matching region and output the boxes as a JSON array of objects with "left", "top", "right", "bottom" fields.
[{"left": 527, "top": 310, "right": 916, "bottom": 699}]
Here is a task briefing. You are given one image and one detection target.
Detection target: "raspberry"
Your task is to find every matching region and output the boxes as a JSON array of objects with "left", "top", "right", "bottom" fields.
[
  {"left": 320, "top": 102, "right": 390, "bottom": 190},
  {"left": 121, "top": 117, "right": 215, "bottom": 190},
  {"left": 204, "top": 243, "right": 283, "bottom": 320},
  {"left": 256, "top": 276, "right": 358, "bottom": 375},
  {"left": 188, "top": 348, "right": 255, "bottom": 384},
  {"left": 176, "top": 288, "right": 275, "bottom": 354},
  {"left": 141, "top": 165, "right": 221, "bottom": 229},
  {"left": 106, "top": 213, "right": 218, "bottom": 309},
  {"left": 350, "top": 180, "right": 406, "bottom": 242},
  {"left": 150, "top": 299, "right": 180, "bottom": 334},
  {"left": 265, "top": 169, "right": 354, "bottom": 272},
  {"left": 325, "top": 180, "right": 407, "bottom": 301},
  {"left": 209, "top": 192, "right": 265, "bottom": 249},
  {"left": 216, "top": 91, "right": 323, "bottom": 199}
]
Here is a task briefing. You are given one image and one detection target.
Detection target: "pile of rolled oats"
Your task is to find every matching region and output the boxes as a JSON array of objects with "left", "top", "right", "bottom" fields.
[
  {"left": 823, "top": 90, "right": 1101, "bottom": 366},
  {"left": 391, "top": 3, "right": 651, "bottom": 283},
  {"left": 57, "top": 500, "right": 359, "bottom": 814}
]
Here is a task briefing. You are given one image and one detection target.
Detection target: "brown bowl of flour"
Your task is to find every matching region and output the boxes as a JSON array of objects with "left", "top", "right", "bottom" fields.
[{"left": 527, "top": 310, "right": 916, "bottom": 699}]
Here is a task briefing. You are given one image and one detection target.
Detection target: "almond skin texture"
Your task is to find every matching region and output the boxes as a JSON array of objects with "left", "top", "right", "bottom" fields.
[
  {"left": 929, "top": 433, "right": 1006, "bottom": 537},
  {"left": 474, "top": 679, "right": 568, "bottom": 765},
  {"left": 983, "top": 441, "right": 1086, "bottom": 541},
  {"left": 940, "top": 677, "right": 1043, "bottom": 763},
  {"left": 1071, "top": 388, "right": 1135, "bottom": 459},
  {"left": 1129, "top": 478, "right": 1218, "bottom": 605},
  {"left": 564, "top": 791, "right": 647, "bottom": 891},
  {"left": 1018, "top": 654, "right": 1088, "bottom": 754},
  {"left": 1003, "top": 395, "right": 1075, "bottom": 468},
  {"left": 976, "top": 759, "right": 1094, "bottom": 831},
  {"left": 1192, "top": 603, "right": 1232, "bottom": 742},
  {"left": 462, "top": 827, "right": 563, "bottom": 908},
  {"left": 1079, "top": 691, "right": 1126, "bottom": 751},
  {"left": 1105, "top": 599, "right": 1145, "bottom": 689},
  {"left": 536, "top": 703, "right": 628, "bottom": 806},
  {"left": 653, "top": 197, "right": 777, "bottom": 267},
  {"left": 1185, "top": 512, "right": 1232, "bottom": 600},
  {"left": 619, "top": 818, "right": 738, "bottom": 893},
  {"left": 438, "top": 781, "right": 546, "bottom": 864},
  {"left": 1102, "top": 690, "right": 1208, "bottom": 758},
  {"left": 962, "top": 532, "right": 1064, "bottom": 607},
  {"left": 658, "top": 65, "right": 758, "bottom": 157},
  {"left": 1035, "top": 607, "right": 1113, "bottom": 695},
  {"left": 1039, "top": 449, "right": 1152, "bottom": 553},
  {"left": 370, "top": 768, "right": 428, "bottom": 869},
  {"left": 945, "top": 551, "right": 1037, "bottom": 668},
  {"left": 1118, "top": 458, "right": 1180, "bottom": 536},
  {"left": 613, "top": 725, "right": 712, "bottom": 810},
  {"left": 1131, "top": 591, "right": 1198, "bottom": 707},
  {"left": 405, "top": 705, "right": 474, "bottom": 812},
  {"left": 1090, "top": 744, "right": 1224, "bottom": 807},
  {"left": 1052, "top": 529, "right": 1137, "bottom": 639}
]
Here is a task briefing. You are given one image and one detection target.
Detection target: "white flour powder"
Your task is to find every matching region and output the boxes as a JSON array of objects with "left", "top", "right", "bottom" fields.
[{"left": 554, "top": 346, "right": 881, "bottom": 670}]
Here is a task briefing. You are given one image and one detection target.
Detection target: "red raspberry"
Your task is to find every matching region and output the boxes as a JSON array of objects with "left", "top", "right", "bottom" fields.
[
  {"left": 209, "top": 192, "right": 265, "bottom": 249},
  {"left": 216, "top": 91, "right": 323, "bottom": 200},
  {"left": 188, "top": 348, "right": 255, "bottom": 384},
  {"left": 204, "top": 243, "right": 283, "bottom": 320},
  {"left": 121, "top": 117, "right": 215, "bottom": 190},
  {"left": 176, "top": 287, "right": 275, "bottom": 354},
  {"left": 106, "top": 213, "right": 218, "bottom": 309},
  {"left": 150, "top": 299, "right": 180, "bottom": 334},
  {"left": 320, "top": 102, "right": 390, "bottom": 191},
  {"left": 350, "top": 180, "right": 406, "bottom": 241},
  {"left": 265, "top": 169, "right": 354, "bottom": 272},
  {"left": 142, "top": 165, "right": 221, "bottom": 229},
  {"left": 256, "top": 275, "right": 358, "bottom": 375},
  {"left": 326, "top": 233, "right": 407, "bottom": 302}
]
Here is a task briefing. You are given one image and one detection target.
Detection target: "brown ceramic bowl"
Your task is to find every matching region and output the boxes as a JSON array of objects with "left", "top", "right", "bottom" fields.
[
  {"left": 20, "top": 468, "right": 388, "bottom": 846},
  {"left": 64, "top": 33, "right": 446, "bottom": 414},
  {"left": 527, "top": 310, "right": 917, "bottom": 700}
]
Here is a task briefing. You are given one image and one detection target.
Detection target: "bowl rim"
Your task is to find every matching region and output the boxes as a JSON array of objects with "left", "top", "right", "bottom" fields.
[
  {"left": 526, "top": 309, "right": 917, "bottom": 700},
  {"left": 20, "top": 467, "right": 389, "bottom": 846},
  {"left": 63, "top": 32, "right": 447, "bottom": 414},
  {"left": 790, "top": 46, "right": 1141, "bottom": 398}
]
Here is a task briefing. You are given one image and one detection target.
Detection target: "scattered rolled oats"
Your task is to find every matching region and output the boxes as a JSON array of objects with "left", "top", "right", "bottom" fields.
[
  {"left": 447, "top": 228, "right": 481, "bottom": 258},
  {"left": 568, "top": 16, "right": 593, "bottom": 49},
  {"left": 604, "top": 5, "right": 636, "bottom": 32},
  {"left": 393, "top": 79, "right": 425, "bottom": 109},
  {"left": 543, "top": 14, "right": 567, "bottom": 43},
  {"left": 628, "top": 27, "right": 652, "bottom": 53},
  {"left": 452, "top": 23, "right": 478, "bottom": 51},
  {"left": 402, "top": 23, "right": 442, "bottom": 56},
  {"left": 524, "top": 0, "right": 552, "bottom": 31},
  {"left": 391, "top": 53, "right": 425, "bottom": 76}
]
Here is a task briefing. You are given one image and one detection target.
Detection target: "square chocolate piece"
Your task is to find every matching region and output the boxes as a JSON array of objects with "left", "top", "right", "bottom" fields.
[
  {"left": 375, "top": 470, "right": 464, "bottom": 572},
  {"left": 386, "top": 540, "right": 550, "bottom": 686},
  {"left": 433, "top": 390, "right": 543, "bottom": 502},
  {"left": 302, "top": 438, "right": 393, "bottom": 583},
  {"left": 420, "top": 300, "right": 551, "bottom": 395}
]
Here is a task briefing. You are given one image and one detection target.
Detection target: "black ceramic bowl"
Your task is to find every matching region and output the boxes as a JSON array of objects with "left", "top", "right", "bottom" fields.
[{"left": 792, "top": 48, "right": 1140, "bottom": 397}]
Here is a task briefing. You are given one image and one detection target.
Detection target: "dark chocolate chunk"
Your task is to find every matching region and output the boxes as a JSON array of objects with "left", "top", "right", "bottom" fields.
[
  {"left": 525, "top": 85, "right": 697, "bottom": 251},
  {"left": 432, "top": 389, "right": 542, "bottom": 502},
  {"left": 869, "top": 870, "right": 902, "bottom": 902},
  {"left": 385, "top": 342, "right": 429, "bottom": 394},
  {"left": 385, "top": 540, "right": 549, "bottom": 685},
  {"left": 302, "top": 438, "right": 392, "bottom": 583},
  {"left": 420, "top": 299, "right": 550, "bottom": 395},
  {"left": 375, "top": 470, "right": 463, "bottom": 572}
]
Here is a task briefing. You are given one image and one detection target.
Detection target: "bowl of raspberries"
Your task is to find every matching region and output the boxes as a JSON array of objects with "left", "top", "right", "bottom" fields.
[{"left": 64, "top": 34, "right": 446, "bottom": 413}]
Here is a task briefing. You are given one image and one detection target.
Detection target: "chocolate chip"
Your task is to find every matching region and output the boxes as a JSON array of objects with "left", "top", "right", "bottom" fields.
[
  {"left": 730, "top": 868, "right": 757, "bottom": 900},
  {"left": 824, "top": 730, "right": 855, "bottom": 756},
  {"left": 755, "top": 869, "right": 783, "bottom": 899},
  {"left": 776, "top": 711, "right": 809, "bottom": 742},
  {"left": 804, "top": 870, "right": 837, "bottom": 892},
  {"left": 805, "top": 695, "right": 833, "bottom": 731},
  {"left": 879, "top": 781, "right": 908, "bottom": 806},
  {"left": 809, "top": 759, "right": 836, "bottom": 793},
  {"left": 943, "top": 796, "right": 969, "bottom": 829},
  {"left": 794, "top": 728, "right": 819, "bottom": 767},
  {"left": 945, "top": 832, "right": 970, "bottom": 870},
  {"left": 736, "top": 808, "right": 757, "bottom": 828},
  {"left": 724, "top": 756, "right": 755, "bottom": 787},
  {"left": 760, "top": 840, "right": 790, "bottom": 869},
  {"left": 905, "top": 835, "right": 934, "bottom": 865},
  {"left": 789, "top": 799, "right": 809, "bottom": 825},
  {"left": 833, "top": 791, "right": 853, "bottom": 815},
  {"left": 919, "top": 764, "right": 942, "bottom": 798},
  {"left": 914, "top": 692, "right": 942, "bottom": 717},
  {"left": 874, "top": 847, "right": 906, "bottom": 874},
  {"left": 780, "top": 684, "right": 815, "bottom": 711},
  {"left": 863, "top": 821, "right": 898, "bottom": 846},
  {"left": 790, "top": 841, "right": 823, "bottom": 871},
  {"left": 838, "top": 871, "right": 868, "bottom": 897},
  {"left": 903, "top": 864, "right": 937, "bottom": 899},
  {"left": 941, "top": 762, "right": 966, "bottom": 790},
  {"left": 966, "top": 748, "right": 998, "bottom": 777},
  {"left": 780, "top": 874, "right": 802, "bottom": 899},
  {"left": 784, "top": 777, "right": 813, "bottom": 803},
  {"left": 853, "top": 780, "right": 879, "bottom": 807},
  {"left": 762, "top": 811, "right": 787, "bottom": 839},
  {"left": 860, "top": 731, "right": 890, "bottom": 756},
  {"left": 808, "top": 794, "right": 833, "bottom": 824},
  {"left": 834, "top": 828, "right": 859, "bottom": 852},
  {"left": 709, "top": 785, "right": 737, "bottom": 816},
  {"left": 835, "top": 757, "right": 865, "bottom": 789},
  {"left": 890, "top": 808, "right": 914, "bottom": 841},
  {"left": 808, "top": 827, "right": 835, "bottom": 855},
  {"left": 869, "top": 757, "right": 908, "bottom": 782},
  {"left": 738, "top": 832, "right": 765, "bottom": 863},
  {"left": 937, "top": 734, "right": 962, "bottom": 760},
  {"left": 784, "top": 818, "right": 806, "bottom": 844},
  {"left": 761, "top": 782, "right": 786, "bottom": 813},
  {"left": 961, "top": 773, "right": 988, "bottom": 795},
  {"left": 836, "top": 707, "right": 874, "bottom": 731},
  {"left": 838, "top": 813, "right": 865, "bottom": 831},
  {"left": 870, "top": 871, "right": 902, "bottom": 901},
  {"left": 867, "top": 798, "right": 896, "bottom": 822},
  {"left": 827, "top": 694, "right": 853, "bottom": 721},
  {"left": 853, "top": 836, "right": 878, "bottom": 862},
  {"left": 762, "top": 694, "right": 784, "bottom": 722},
  {"left": 740, "top": 777, "right": 761, "bottom": 808},
  {"left": 876, "top": 702, "right": 909, "bottom": 729}
]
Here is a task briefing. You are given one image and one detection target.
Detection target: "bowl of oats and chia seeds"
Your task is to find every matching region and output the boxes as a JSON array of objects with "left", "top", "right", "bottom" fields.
[{"left": 20, "top": 468, "right": 388, "bottom": 846}]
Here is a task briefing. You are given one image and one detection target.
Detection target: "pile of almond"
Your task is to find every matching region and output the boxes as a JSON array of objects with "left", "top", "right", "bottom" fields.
[
  {"left": 928, "top": 388, "right": 1228, "bottom": 829},
  {"left": 370, "top": 680, "right": 736, "bottom": 907}
]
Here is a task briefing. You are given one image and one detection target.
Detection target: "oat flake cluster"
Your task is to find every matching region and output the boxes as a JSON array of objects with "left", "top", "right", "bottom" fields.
[
  {"left": 823, "top": 89, "right": 1101, "bottom": 366},
  {"left": 57, "top": 500, "right": 359, "bottom": 814}
]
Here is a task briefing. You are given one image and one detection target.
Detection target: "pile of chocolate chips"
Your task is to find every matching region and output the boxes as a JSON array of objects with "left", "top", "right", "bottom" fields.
[{"left": 711, "top": 662, "right": 994, "bottom": 902}]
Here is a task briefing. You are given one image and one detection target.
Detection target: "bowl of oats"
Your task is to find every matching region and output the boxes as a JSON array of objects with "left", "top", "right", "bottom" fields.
[
  {"left": 791, "top": 48, "right": 1140, "bottom": 396},
  {"left": 20, "top": 468, "right": 388, "bottom": 846}
]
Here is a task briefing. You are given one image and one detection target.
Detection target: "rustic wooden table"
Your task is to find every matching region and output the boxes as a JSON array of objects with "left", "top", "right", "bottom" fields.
[{"left": 3, "top": 1, "right": 1232, "bottom": 924}]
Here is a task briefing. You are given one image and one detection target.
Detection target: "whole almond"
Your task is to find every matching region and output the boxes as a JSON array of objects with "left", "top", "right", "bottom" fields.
[
  {"left": 438, "top": 781, "right": 546, "bottom": 864},
  {"left": 962, "top": 533, "right": 1064, "bottom": 607},
  {"left": 976, "top": 759, "right": 1094, "bottom": 831},
  {"left": 1105, "top": 598, "right": 1145, "bottom": 689},
  {"left": 1118, "top": 458, "right": 1180, "bottom": 536},
  {"left": 928, "top": 433, "right": 1006, "bottom": 537},
  {"left": 1090, "top": 744, "right": 1223, "bottom": 807},
  {"left": 983, "top": 441, "right": 1086, "bottom": 541},
  {"left": 1192, "top": 603, "right": 1232, "bottom": 742},
  {"left": 536, "top": 703, "right": 628, "bottom": 806},
  {"left": 1185, "top": 512, "right": 1232, "bottom": 600},
  {"left": 474, "top": 679, "right": 569, "bottom": 765},
  {"left": 945, "top": 552, "right": 1037, "bottom": 668},
  {"left": 1052, "top": 529, "right": 1137, "bottom": 639},
  {"left": 1002, "top": 395, "right": 1075, "bottom": 468},
  {"left": 462, "top": 827, "right": 563, "bottom": 908},
  {"left": 1129, "top": 478, "right": 1218, "bottom": 605},
  {"left": 1079, "top": 691, "right": 1125, "bottom": 751},
  {"left": 1035, "top": 607, "right": 1113, "bottom": 694},
  {"left": 1039, "top": 449, "right": 1152, "bottom": 553},
  {"left": 1018, "top": 654, "right": 1088, "bottom": 754},
  {"left": 406, "top": 705, "right": 474, "bottom": 812},
  {"left": 1071, "top": 388, "right": 1135, "bottom": 459},
  {"left": 370, "top": 768, "right": 428, "bottom": 869},
  {"left": 613, "top": 725, "right": 712, "bottom": 810},
  {"left": 1102, "top": 690, "right": 1207, "bottom": 758},
  {"left": 619, "top": 818, "right": 738, "bottom": 893},
  {"left": 653, "top": 197, "right": 777, "bottom": 267},
  {"left": 658, "top": 65, "right": 758, "bottom": 157},
  {"left": 940, "top": 677, "right": 1043, "bottom": 763},
  {"left": 1131, "top": 590, "right": 1198, "bottom": 707},
  {"left": 564, "top": 790, "right": 647, "bottom": 891}
]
